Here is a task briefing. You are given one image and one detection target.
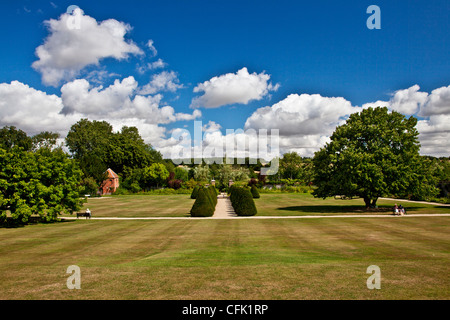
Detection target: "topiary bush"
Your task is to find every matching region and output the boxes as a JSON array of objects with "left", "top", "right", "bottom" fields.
[
  {"left": 190, "top": 187, "right": 217, "bottom": 217},
  {"left": 208, "top": 186, "right": 218, "bottom": 205},
  {"left": 251, "top": 185, "right": 260, "bottom": 198},
  {"left": 228, "top": 184, "right": 237, "bottom": 196},
  {"left": 204, "top": 186, "right": 216, "bottom": 211},
  {"left": 229, "top": 186, "right": 257, "bottom": 216},
  {"left": 190, "top": 185, "right": 199, "bottom": 199}
]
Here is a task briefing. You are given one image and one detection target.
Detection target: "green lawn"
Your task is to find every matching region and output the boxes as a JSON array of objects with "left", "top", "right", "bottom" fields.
[
  {"left": 255, "top": 193, "right": 450, "bottom": 216},
  {"left": 0, "top": 217, "right": 448, "bottom": 299},
  {"left": 69, "top": 193, "right": 450, "bottom": 218},
  {"left": 67, "top": 194, "right": 195, "bottom": 217}
]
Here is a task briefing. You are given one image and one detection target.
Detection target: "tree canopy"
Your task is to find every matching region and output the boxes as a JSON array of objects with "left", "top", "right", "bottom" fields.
[
  {"left": 279, "top": 152, "right": 303, "bottom": 179},
  {"left": 0, "top": 127, "right": 83, "bottom": 224},
  {"left": 312, "top": 107, "right": 438, "bottom": 208},
  {"left": 65, "top": 119, "right": 113, "bottom": 183},
  {"left": 0, "top": 126, "right": 33, "bottom": 151},
  {"left": 65, "top": 119, "right": 163, "bottom": 185},
  {"left": 143, "top": 163, "right": 170, "bottom": 189}
]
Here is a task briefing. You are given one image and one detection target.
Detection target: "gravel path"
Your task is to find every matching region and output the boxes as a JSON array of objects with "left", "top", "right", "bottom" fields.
[
  {"left": 62, "top": 213, "right": 450, "bottom": 220},
  {"left": 379, "top": 197, "right": 450, "bottom": 207},
  {"left": 212, "top": 194, "right": 237, "bottom": 218}
]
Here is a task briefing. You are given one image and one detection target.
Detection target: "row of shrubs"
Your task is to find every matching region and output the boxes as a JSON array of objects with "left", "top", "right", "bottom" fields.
[
  {"left": 190, "top": 186, "right": 218, "bottom": 217},
  {"left": 229, "top": 185, "right": 258, "bottom": 216}
]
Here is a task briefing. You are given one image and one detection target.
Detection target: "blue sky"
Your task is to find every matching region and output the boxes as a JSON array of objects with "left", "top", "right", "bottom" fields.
[{"left": 0, "top": 0, "right": 449, "bottom": 157}]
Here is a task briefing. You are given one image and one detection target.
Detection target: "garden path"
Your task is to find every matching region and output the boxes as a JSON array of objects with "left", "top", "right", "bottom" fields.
[{"left": 212, "top": 193, "right": 237, "bottom": 218}]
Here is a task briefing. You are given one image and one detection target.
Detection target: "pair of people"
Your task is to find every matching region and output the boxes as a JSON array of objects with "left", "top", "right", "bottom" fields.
[{"left": 393, "top": 204, "right": 406, "bottom": 216}]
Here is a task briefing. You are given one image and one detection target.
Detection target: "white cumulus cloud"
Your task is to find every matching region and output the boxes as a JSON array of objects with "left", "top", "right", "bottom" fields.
[
  {"left": 362, "top": 85, "right": 428, "bottom": 115},
  {"left": 0, "top": 81, "right": 79, "bottom": 136},
  {"left": 32, "top": 8, "right": 142, "bottom": 86},
  {"left": 139, "top": 71, "right": 184, "bottom": 95},
  {"left": 190, "top": 67, "right": 279, "bottom": 109},
  {"left": 243, "top": 93, "right": 360, "bottom": 157},
  {"left": 146, "top": 39, "right": 158, "bottom": 57},
  {"left": 60, "top": 76, "right": 199, "bottom": 124},
  {"left": 415, "top": 85, "right": 450, "bottom": 157},
  {"left": 419, "top": 85, "right": 450, "bottom": 116},
  {"left": 0, "top": 78, "right": 201, "bottom": 150},
  {"left": 245, "top": 93, "right": 358, "bottom": 136}
]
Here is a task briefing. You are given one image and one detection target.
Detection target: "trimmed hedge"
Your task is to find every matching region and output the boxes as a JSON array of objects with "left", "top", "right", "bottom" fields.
[
  {"left": 229, "top": 186, "right": 257, "bottom": 216},
  {"left": 208, "top": 186, "right": 218, "bottom": 205},
  {"left": 251, "top": 185, "right": 260, "bottom": 198},
  {"left": 190, "top": 186, "right": 199, "bottom": 199},
  {"left": 190, "top": 187, "right": 217, "bottom": 217}
]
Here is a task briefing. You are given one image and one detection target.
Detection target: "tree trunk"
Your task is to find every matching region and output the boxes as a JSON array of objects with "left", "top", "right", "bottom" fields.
[
  {"left": 371, "top": 198, "right": 378, "bottom": 208},
  {"left": 364, "top": 197, "right": 378, "bottom": 209},
  {"left": 363, "top": 196, "right": 371, "bottom": 209}
]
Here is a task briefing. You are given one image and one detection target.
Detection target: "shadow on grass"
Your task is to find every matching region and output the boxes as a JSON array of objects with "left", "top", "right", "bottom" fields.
[
  {"left": 277, "top": 205, "right": 425, "bottom": 214},
  {"left": 0, "top": 216, "right": 77, "bottom": 228}
]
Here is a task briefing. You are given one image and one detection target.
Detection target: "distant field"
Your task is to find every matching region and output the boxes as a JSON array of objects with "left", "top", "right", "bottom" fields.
[
  {"left": 66, "top": 193, "right": 450, "bottom": 218},
  {"left": 0, "top": 217, "right": 448, "bottom": 299}
]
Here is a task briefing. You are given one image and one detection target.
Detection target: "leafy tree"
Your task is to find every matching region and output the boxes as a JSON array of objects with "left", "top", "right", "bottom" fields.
[
  {"left": 233, "top": 166, "right": 250, "bottom": 181},
  {"left": 217, "top": 164, "right": 233, "bottom": 187},
  {"left": 66, "top": 120, "right": 163, "bottom": 189},
  {"left": 65, "top": 119, "right": 113, "bottom": 184},
  {"left": 0, "top": 146, "right": 83, "bottom": 224},
  {"left": 280, "top": 152, "right": 303, "bottom": 179},
  {"left": 313, "top": 107, "right": 438, "bottom": 208},
  {"left": 121, "top": 167, "right": 145, "bottom": 191},
  {"left": 33, "top": 148, "right": 84, "bottom": 221},
  {"left": 32, "top": 131, "right": 60, "bottom": 151},
  {"left": 79, "top": 176, "right": 99, "bottom": 196},
  {"left": 129, "top": 181, "right": 142, "bottom": 193},
  {"left": 216, "top": 165, "right": 250, "bottom": 188},
  {"left": 0, "top": 126, "right": 32, "bottom": 151},
  {"left": 426, "top": 156, "right": 450, "bottom": 198},
  {"left": 302, "top": 158, "right": 314, "bottom": 186},
  {"left": 174, "top": 167, "right": 189, "bottom": 182},
  {"left": 193, "top": 165, "right": 211, "bottom": 182},
  {"left": 106, "top": 126, "right": 151, "bottom": 175},
  {"left": 162, "top": 160, "right": 175, "bottom": 177},
  {"left": 143, "top": 163, "right": 170, "bottom": 189}
]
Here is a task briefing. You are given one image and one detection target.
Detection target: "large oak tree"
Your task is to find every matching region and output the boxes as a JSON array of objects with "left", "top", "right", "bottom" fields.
[{"left": 312, "top": 107, "right": 438, "bottom": 208}]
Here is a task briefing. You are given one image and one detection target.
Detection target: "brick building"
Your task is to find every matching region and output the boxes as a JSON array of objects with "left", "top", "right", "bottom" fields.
[{"left": 99, "top": 168, "right": 120, "bottom": 195}]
